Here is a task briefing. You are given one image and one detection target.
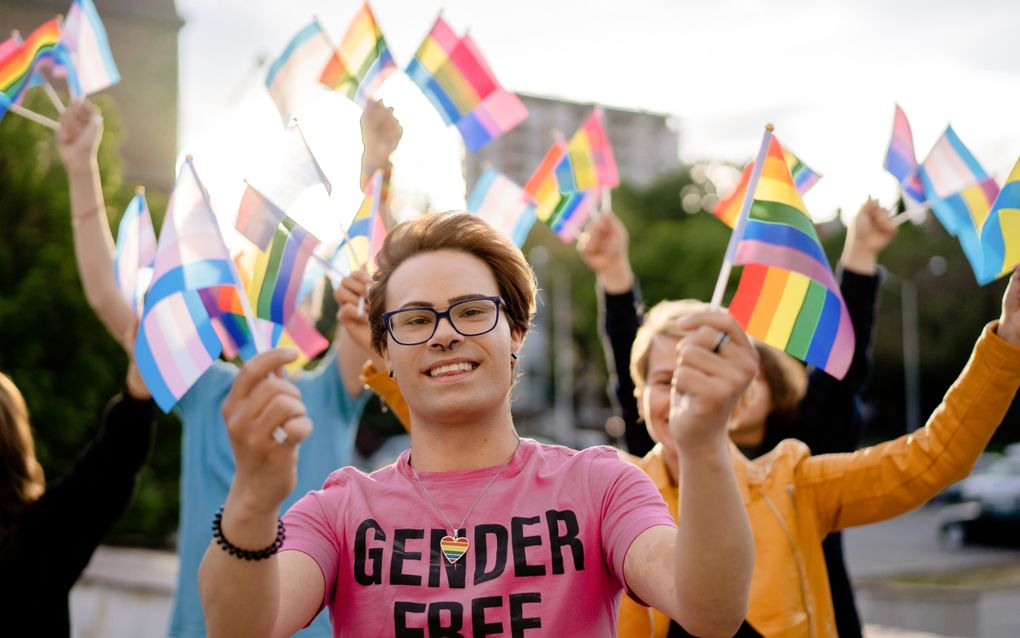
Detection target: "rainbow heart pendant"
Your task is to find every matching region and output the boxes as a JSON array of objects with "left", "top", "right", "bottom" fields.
[{"left": 440, "top": 536, "right": 469, "bottom": 564}]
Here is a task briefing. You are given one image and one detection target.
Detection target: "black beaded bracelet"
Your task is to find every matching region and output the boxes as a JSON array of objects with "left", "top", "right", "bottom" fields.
[{"left": 212, "top": 506, "right": 285, "bottom": 561}]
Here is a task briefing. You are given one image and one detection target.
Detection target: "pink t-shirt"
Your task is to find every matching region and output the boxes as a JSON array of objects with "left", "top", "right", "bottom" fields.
[{"left": 281, "top": 438, "right": 675, "bottom": 637}]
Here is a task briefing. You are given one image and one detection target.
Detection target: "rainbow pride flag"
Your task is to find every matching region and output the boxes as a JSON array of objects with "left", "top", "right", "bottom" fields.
[
  {"left": 467, "top": 168, "right": 537, "bottom": 247},
  {"left": 918, "top": 126, "right": 992, "bottom": 236},
  {"left": 555, "top": 107, "right": 619, "bottom": 193},
  {"left": 319, "top": 2, "right": 395, "bottom": 108},
  {"left": 265, "top": 20, "right": 334, "bottom": 123},
  {"left": 714, "top": 146, "right": 821, "bottom": 227},
  {"left": 333, "top": 169, "right": 385, "bottom": 274},
  {"left": 883, "top": 104, "right": 926, "bottom": 204},
  {"left": 234, "top": 185, "right": 323, "bottom": 326},
  {"left": 726, "top": 136, "right": 854, "bottom": 379},
  {"left": 114, "top": 190, "right": 157, "bottom": 317},
  {"left": 0, "top": 19, "right": 76, "bottom": 104},
  {"left": 523, "top": 138, "right": 569, "bottom": 222},
  {"left": 979, "top": 157, "right": 1020, "bottom": 284},
  {"left": 59, "top": 0, "right": 120, "bottom": 97},
  {"left": 548, "top": 190, "right": 598, "bottom": 242},
  {"left": 136, "top": 159, "right": 252, "bottom": 412},
  {"left": 406, "top": 14, "right": 527, "bottom": 152}
]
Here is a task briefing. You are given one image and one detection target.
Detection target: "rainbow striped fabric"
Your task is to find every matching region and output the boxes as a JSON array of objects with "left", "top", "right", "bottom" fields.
[
  {"left": 406, "top": 14, "right": 528, "bottom": 152},
  {"left": 714, "top": 146, "right": 820, "bottom": 227},
  {"left": 0, "top": 19, "right": 78, "bottom": 104},
  {"left": 727, "top": 136, "right": 854, "bottom": 379},
  {"left": 319, "top": 2, "right": 395, "bottom": 108},
  {"left": 59, "top": 0, "right": 120, "bottom": 97},
  {"left": 555, "top": 107, "right": 620, "bottom": 193},
  {"left": 234, "top": 185, "right": 322, "bottom": 326},
  {"left": 114, "top": 190, "right": 157, "bottom": 317},
  {"left": 333, "top": 169, "right": 386, "bottom": 274},
  {"left": 135, "top": 160, "right": 249, "bottom": 412},
  {"left": 883, "top": 104, "right": 926, "bottom": 204},
  {"left": 467, "top": 168, "right": 537, "bottom": 247},
  {"left": 523, "top": 138, "right": 569, "bottom": 222},
  {"left": 265, "top": 20, "right": 334, "bottom": 123},
  {"left": 918, "top": 126, "right": 993, "bottom": 236},
  {"left": 979, "top": 157, "right": 1020, "bottom": 284}
]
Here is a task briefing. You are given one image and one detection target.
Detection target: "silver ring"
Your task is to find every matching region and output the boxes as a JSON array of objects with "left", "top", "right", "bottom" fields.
[
  {"left": 272, "top": 426, "right": 288, "bottom": 445},
  {"left": 711, "top": 331, "right": 730, "bottom": 355}
]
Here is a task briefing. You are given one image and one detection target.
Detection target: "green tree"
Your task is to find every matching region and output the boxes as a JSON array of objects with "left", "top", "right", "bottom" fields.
[{"left": 0, "top": 94, "right": 177, "bottom": 546}]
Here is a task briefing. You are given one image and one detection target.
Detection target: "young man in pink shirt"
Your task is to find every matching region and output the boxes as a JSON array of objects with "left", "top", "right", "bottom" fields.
[{"left": 199, "top": 213, "right": 755, "bottom": 637}]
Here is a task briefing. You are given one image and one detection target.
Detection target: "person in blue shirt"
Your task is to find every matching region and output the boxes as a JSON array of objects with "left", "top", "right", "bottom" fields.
[{"left": 58, "top": 97, "right": 404, "bottom": 637}]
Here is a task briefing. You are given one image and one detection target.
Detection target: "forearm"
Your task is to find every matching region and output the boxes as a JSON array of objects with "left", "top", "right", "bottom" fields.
[
  {"left": 67, "top": 161, "right": 134, "bottom": 347},
  {"left": 672, "top": 443, "right": 753, "bottom": 637},
  {"left": 199, "top": 492, "right": 284, "bottom": 637}
]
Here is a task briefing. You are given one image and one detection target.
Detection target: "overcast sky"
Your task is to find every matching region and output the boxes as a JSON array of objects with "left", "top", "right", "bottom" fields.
[{"left": 173, "top": 0, "right": 1020, "bottom": 245}]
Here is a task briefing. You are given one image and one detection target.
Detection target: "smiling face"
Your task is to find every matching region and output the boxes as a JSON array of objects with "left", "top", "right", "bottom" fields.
[{"left": 381, "top": 249, "right": 522, "bottom": 426}]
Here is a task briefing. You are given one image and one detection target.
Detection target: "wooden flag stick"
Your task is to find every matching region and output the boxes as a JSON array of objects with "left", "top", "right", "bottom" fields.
[
  {"left": 9, "top": 102, "right": 60, "bottom": 129},
  {"left": 41, "top": 77, "right": 66, "bottom": 114},
  {"left": 710, "top": 124, "right": 774, "bottom": 309}
]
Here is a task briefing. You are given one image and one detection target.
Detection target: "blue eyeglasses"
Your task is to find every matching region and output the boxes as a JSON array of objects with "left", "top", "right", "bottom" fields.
[{"left": 382, "top": 296, "right": 504, "bottom": 346}]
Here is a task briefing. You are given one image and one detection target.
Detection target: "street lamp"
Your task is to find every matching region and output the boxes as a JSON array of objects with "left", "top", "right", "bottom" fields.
[{"left": 898, "top": 256, "right": 947, "bottom": 432}]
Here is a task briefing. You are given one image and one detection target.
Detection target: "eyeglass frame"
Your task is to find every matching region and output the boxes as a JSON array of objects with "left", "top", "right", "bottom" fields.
[{"left": 381, "top": 295, "right": 506, "bottom": 346}]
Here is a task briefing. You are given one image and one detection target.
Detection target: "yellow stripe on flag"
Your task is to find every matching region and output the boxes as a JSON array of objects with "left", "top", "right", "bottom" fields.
[
  {"left": 996, "top": 209, "right": 1020, "bottom": 280},
  {"left": 754, "top": 177, "right": 808, "bottom": 215},
  {"left": 961, "top": 183, "right": 994, "bottom": 228},
  {"left": 418, "top": 39, "right": 449, "bottom": 73},
  {"left": 747, "top": 267, "right": 789, "bottom": 338},
  {"left": 765, "top": 271, "right": 811, "bottom": 348}
]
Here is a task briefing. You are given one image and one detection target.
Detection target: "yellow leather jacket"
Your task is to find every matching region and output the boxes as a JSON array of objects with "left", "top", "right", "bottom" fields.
[
  {"left": 362, "top": 361, "right": 410, "bottom": 430},
  {"left": 618, "top": 323, "right": 1020, "bottom": 638}
]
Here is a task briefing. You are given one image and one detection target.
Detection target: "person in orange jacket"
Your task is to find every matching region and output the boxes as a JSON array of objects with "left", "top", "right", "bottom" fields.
[{"left": 614, "top": 266, "right": 1020, "bottom": 637}]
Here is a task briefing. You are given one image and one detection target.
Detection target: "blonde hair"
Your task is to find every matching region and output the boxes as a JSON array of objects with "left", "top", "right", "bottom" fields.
[
  {"left": 629, "top": 299, "right": 806, "bottom": 419},
  {"left": 368, "top": 212, "right": 537, "bottom": 353},
  {"left": 0, "top": 373, "right": 45, "bottom": 549}
]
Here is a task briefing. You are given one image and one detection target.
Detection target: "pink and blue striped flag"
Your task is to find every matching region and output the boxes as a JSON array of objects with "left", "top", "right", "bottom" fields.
[
  {"left": 265, "top": 20, "right": 334, "bottom": 123},
  {"left": 59, "top": 0, "right": 120, "bottom": 97},
  {"left": 406, "top": 14, "right": 528, "bottom": 152},
  {"left": 114, "top": 189, "right": 157, "bottom": 316},
  {"left": 467, "top": 168, "right": 537, "bottom": 247},
  {"left": 934, "top": 177, "right": 1000, "bottom": 282},
  {"left": 918, "top": 126, "right": 993, "bottom": 236},
  {"left": 979, "top": 157, "right": 1020, "bottom": 284},
  {"left": 883, "top": 104, "right": 926, "bottom": 204},
  {"left": 135, "top": 159, "right": 253, "bottom": 412}
]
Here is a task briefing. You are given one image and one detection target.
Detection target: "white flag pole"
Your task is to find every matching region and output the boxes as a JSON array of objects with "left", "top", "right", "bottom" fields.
[
  {"left": 710, "top": 124, "right": 774, "bottom": 309},
  {"left": 8, "top": 102, "right": 60, "bottom": 129},
  {"left": 187, "top": 156, "right": 270, "bottom": 353}
]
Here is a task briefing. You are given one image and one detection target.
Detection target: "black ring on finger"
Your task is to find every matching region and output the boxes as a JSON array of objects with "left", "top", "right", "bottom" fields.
[{"left": 711, "top": 331, "right": 730, "bottom": 354}]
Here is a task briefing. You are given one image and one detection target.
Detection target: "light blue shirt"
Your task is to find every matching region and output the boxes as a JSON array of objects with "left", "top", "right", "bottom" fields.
[{"left": 168, "top": 346, "right": 369, "bottom": 637}]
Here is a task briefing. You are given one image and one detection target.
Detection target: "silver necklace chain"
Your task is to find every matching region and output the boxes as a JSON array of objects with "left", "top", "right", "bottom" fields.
[{"left": 409, "top": 437, "right": 522, "bottom": 535}]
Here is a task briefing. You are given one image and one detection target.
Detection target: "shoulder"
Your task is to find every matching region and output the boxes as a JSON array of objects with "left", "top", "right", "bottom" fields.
[{"left": 750, "top": 438, "right": 813, "bottom": 478}]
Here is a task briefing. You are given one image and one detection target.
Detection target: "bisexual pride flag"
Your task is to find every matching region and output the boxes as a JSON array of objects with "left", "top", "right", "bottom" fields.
[{"left": 883, "top": 104, "right": 926, "bottom": 204}]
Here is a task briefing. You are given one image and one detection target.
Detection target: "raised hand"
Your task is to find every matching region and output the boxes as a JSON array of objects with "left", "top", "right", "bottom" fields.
[
  {"left": 841, "top": 197, "right": 897, "bottom": 274},
  {"left": 222, "top": 349, "right": 311, "bottom": 514},
  {"left": 668, "top": 311, "right": 759, "bottom": 453},
  {"left": 361, "top": 99, "right": 402, "bottom": 169},
  {"left": 335, "top": 268, "right": 373, "bottom": 352},
  {"left": 57, "top": 99, "right": 103, "bottom": 171},
  {"left": 576, "top": 208, "right": 634, "bottom": 293},
  {"left": 997, "top": 267, "right": 1020, "bottom": 346}
]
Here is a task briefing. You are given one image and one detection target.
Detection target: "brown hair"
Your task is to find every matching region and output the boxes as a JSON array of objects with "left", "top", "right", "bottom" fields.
[
  {"left": 368, "top": 212, "right": 537, "bottom": 353},
  {"left": 0, "top": 373, "right": 45, "bottom": 549},
  {"left": 629, "top": 299, "right": 806, "bottom": 420}
]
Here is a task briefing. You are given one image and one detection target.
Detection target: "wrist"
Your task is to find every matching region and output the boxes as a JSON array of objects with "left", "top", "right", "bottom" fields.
[
  {"left": 361, "top": 152, "right": 392, "bottom": 172},
  {"left": 840, "top": 243, "right": 878, "bottom": 275},
  {"left": 66, "top": 157, "right": 100, "bottom": 179},
  {"left": 597, "top": 263, "right": 634, "bottom": 294},
  {"left": 676, "top": 436, "right": 731, "bottom": 468}
]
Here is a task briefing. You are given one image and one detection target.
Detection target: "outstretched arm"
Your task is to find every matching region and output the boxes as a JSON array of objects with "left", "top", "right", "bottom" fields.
[
  {"left": 199, "top": 349, "right": 323, "bottom": 637},
  {"left": 624, "top": 312, "right": 756, "bottom": 637},
  {"left": 57, "top": 100, "right": 135, "bottom": 352},
  {"left": 359, "top": 99, "right": 401, "bottom": 229},
  {"left": 577, "top": 210, "right": 655, "bottom": 455}
]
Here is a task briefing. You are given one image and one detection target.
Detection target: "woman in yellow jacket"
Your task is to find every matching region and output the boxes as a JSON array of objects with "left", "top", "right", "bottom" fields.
[{"left": 616, "top": 268, "right": 1020, "bottom": 638}]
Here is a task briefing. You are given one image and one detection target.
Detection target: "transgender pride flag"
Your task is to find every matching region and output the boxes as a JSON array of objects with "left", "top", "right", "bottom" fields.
[
  {"left": 883, "top": 104, "right": 926, "bottom": 204},
  {"left": 60, "top": 0, "right": 120, "bottom": 97},
  {"left": 917, "top": 126, "right": 993, "bottom": 235},
  {"left": 265, "top": 20, "right": 334, "bottom": 123},
  {"left": 135, "top": 159, "right": 254, "bottom": 412},
  {"left": 114, "top": 188, "right": 156, "bottom": 316},
  {"left": 467, "top": 168, "right": 537, "bottom": 247}
]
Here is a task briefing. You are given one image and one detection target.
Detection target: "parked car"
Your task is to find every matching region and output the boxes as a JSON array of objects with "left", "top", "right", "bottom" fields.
[{"left": 937, "top": 500, "right": 1020, "bottom": 549}]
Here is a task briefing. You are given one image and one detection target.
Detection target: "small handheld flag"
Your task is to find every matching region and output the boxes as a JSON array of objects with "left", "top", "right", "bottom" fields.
[{"left": 114, "top": 188, "right": 157, "bottom": 316}]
